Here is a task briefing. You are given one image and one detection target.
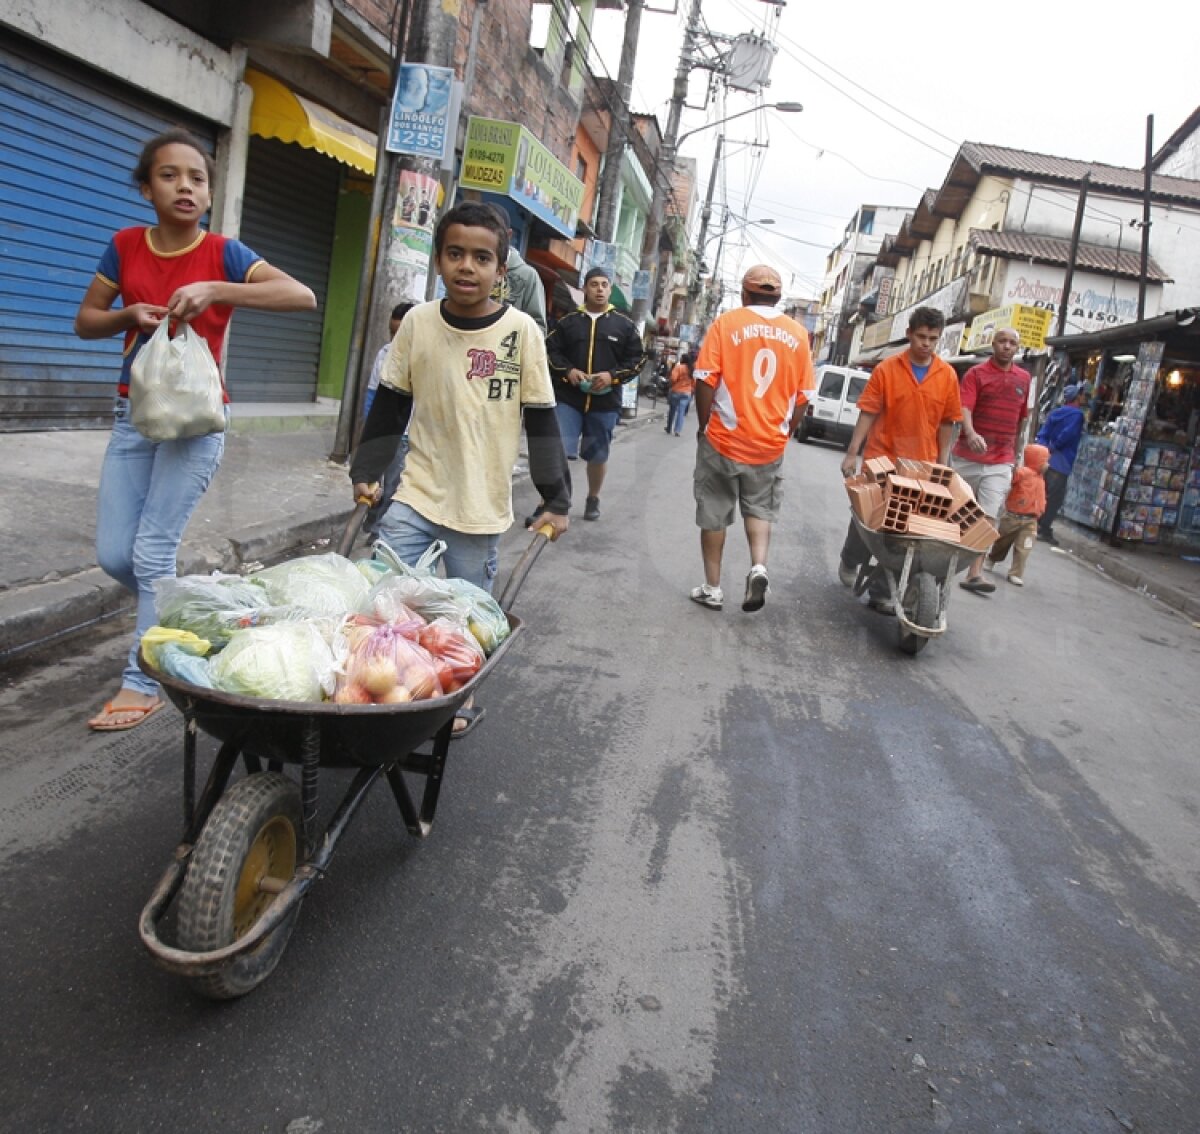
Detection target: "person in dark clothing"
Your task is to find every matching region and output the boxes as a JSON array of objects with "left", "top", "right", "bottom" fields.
[
  {"left": 1035, "top": 384, "right": 1088, "bottom": 545},
  {"left": 529, "top": 267, "right": 644, "bottom": 523}
]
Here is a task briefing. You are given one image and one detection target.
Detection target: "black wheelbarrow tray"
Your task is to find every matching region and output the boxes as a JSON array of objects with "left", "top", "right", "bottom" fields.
[
  {"left": 849, "top": 512, "right": 970, "bottom": 656},
  {"left": 137, "top": 528, "right": 549, "bottom": 1000}
]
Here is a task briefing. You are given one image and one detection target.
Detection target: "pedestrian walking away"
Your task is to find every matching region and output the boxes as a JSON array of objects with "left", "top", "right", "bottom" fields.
[
  {"left": 1036, "top": 384, "right": 1088, "bottom": 546},
  {"left": 351, "top": 202, "right": 571, "bottom": 737},
  {"left": 838, "top": 306, "right": 963, "bottom": 613},
  {"left": 74, "top": 128, "right": 316, "bottom": 732},
  {"left": 951, "top": 327, "right": 1031, "bottom": 596},
  {"left": 532, "top": 266, "right": 644, "bottom": 524},
  {"left": 689, "top": 264, "right": 815, "bottom": 613},
  {"left": 987, "top": 443, "right": 1049, "bottom": 587},
  {"left": 666, "top": 352, "right": 695, "bottom": 436}
]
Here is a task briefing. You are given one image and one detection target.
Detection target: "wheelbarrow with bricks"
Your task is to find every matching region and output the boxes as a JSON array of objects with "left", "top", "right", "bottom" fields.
[{"left": 844, "top": 457, "right": 998, "bottom": 656}]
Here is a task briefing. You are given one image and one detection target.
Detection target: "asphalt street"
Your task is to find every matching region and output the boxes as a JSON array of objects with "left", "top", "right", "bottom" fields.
[{"left": 1, "top": 423, "right": 1198, "bottom": 1133}]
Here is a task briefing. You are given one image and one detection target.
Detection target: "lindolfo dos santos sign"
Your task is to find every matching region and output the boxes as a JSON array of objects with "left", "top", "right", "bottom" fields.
[{"left": 459, "top": 117, "right": 584, "bottom": 240}]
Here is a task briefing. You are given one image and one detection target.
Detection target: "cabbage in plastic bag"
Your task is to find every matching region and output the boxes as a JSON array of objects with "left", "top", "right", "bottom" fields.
[
  {"left": 208, "top": 621, "right": 336, "bottom": 702},
  {"left": 250, "top": 553, "right": 370, "bottom": 618},
  {"left": 155, "top": 574, "right": 271, "bottom": 648}
]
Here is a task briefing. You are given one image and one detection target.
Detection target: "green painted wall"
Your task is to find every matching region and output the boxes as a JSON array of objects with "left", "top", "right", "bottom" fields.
[{"left": 317, "top": 179, "right": 372, "bottom": 399}]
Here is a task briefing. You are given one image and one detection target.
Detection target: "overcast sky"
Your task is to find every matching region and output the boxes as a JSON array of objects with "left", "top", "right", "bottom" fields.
[{"left": 593, "top": 0, "right": 1198, "bottom": 301}]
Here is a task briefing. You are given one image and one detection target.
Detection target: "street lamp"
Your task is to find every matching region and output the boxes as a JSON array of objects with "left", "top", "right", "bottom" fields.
[{"left": 674, "top": 101, "right": 804, "bottom": 151}]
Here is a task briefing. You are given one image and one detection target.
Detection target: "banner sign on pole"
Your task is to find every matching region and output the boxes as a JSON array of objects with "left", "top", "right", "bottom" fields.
[
  {"left": 387, "top": 64, "right": 455, "bottom": 160},
  {"left": 632, "top": 269, "right": 652, "bottom": 301}
]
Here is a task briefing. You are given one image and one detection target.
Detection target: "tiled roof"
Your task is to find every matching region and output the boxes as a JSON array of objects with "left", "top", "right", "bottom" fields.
[
  {"left": 959, "top": 142, "right": 1200, "bottom": 204},
  {"left": 968, "top": 229, "right": 1171, "bottom": 282}
]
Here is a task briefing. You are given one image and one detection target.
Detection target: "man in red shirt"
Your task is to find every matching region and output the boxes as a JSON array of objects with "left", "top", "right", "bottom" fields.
[
  {"left": 838, "top": 307, "right": 963, "bottom": 612},
  {"left": 690, "top": 265, "right": 814, "bottom": 612},
  {"left": 951, "top": 327, "right": 1030, "bottom": 594}
]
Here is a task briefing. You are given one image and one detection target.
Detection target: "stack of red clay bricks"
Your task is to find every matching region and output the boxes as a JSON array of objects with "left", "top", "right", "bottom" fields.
[{"left": 845, "top": 457, "right": 998, "bottom": 550}]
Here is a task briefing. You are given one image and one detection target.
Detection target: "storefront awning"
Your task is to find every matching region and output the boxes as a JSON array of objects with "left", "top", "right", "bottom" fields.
[
  {"left": 610, "top": 284, "right": 630, "bottom": 312},
  {"left": 245, "top": 69, "right": 377, "bottom": 175}
]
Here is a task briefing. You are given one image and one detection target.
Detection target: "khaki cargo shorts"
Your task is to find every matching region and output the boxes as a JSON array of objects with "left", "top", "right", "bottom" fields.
[{"left": 693, "top": 436, "right": 784, "bottom": 529}]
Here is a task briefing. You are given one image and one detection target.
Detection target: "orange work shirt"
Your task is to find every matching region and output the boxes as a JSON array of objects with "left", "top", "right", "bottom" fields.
[
  {"left": 669, "top": 363, "right": 694, "bottom": 395},
  {"left": 694, "top": 305, "right": 814, "bottom": 465},
  {"left": 857, "top": 350, "right": 962, "bottom": 462}
]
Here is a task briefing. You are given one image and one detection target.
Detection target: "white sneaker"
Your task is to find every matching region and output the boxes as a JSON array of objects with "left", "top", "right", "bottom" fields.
[
  {"left": 743, "top": 565, "right": 769, "bottom": 612},
  {"left": 690, "top": 583, "right": 724, "bottom": 610},
  {"left": 1007, "top": 575, "right": 1024, "bottom": 587},
  {"left": 837, "top": 560, "right": 857, "bottom": 587}
]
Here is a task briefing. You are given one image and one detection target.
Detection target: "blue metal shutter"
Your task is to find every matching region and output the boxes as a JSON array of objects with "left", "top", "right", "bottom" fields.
[
  {"left": 223, "top": 137, "right": 338, "bottom": 402},
  {"left": 0, "top": 32, "right": 215, "bottom": 430}
]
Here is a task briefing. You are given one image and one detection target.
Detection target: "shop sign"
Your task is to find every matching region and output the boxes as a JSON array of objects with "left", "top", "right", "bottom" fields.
[
  {"left": 459, "top": 117, "right": 584, "bottom": 239},
  {"left": 889, "top": 277, "right": 966, "bottom": 342},
  {"left": 875, "top": 270, "right": 895, "bottom": 317},
  {"left": 387, "top": 64, "right": 456, "bottom": 161},
  {"left": 965, "top": 304, "right": 1053, "bottom": 352},
  {"left": 1000, "top": 266, "right": 1144, "bottom": 335}
]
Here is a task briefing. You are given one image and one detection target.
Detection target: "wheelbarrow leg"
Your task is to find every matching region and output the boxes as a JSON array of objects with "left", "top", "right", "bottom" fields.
[
  {"left": 300, "top": 721, "right": 321, "bottom": 860},
  {"left": 386, "top": 718, "right": 453, "bottom": 838}
]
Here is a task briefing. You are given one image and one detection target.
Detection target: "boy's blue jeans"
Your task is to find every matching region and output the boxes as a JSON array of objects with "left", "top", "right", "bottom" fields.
[
  {"left": 96, "top": 399, "right": 225, "bottom": 695},
  {"left": 375, "top": 501, "right": 499, "bottom": 593}
]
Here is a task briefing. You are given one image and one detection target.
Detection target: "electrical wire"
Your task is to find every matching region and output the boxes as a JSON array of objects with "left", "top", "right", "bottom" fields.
[{"left": 725, "top": 0, "right": 959, "bottom": 155}]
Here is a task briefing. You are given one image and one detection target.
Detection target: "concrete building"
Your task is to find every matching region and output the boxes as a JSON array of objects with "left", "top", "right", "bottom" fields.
[
  {"left": 812, "top": 204, "right": 909, "bottom": 364},
  {"left": 863, "top": 142, "right": 1200, "bottom": 365},
  {"left": 0, "top": 0, "right": 624, "bottom": 430}
]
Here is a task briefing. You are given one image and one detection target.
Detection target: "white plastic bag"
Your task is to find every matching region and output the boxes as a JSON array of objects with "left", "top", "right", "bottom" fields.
[{"left": 129, "top": 321, "right": 225, "bottom": 442}]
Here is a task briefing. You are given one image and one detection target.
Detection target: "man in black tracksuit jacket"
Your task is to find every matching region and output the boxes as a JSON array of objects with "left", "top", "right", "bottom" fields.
[{"left": 533, "top": 267, "right": 644, "bottom": 523}]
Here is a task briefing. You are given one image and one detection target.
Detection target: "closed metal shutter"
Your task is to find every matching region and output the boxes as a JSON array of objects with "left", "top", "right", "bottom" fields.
[
  {"left": 0, "top": 32, "right": 215, "bottom": 430},
  {"left": 223, "top": 137, "right": 339, "bottom": 402}
]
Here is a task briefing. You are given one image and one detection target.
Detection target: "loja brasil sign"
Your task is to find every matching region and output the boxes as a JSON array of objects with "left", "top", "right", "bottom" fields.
[{"left": 459, "top": 117, "right": 584, "bottom": 239}]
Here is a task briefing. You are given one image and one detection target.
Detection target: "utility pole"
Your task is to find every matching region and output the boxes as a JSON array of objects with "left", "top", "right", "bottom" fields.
[
  {"left": 330, "top": 0, "right": 458, "bottom": 463},
  {"left": 1056, "top": 173, "right": 1089, "bottom": 339},
  {"left": 1138, "top": 114, "right": 1154, "bottom": 321},
  {"left": 595, "top": 0, "right": 644, "bottom": 243},
  {"left": 632, "top": 0, "right": 703, "bottom": 332}
]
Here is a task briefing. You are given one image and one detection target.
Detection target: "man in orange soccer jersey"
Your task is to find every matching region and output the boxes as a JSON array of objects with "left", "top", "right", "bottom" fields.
[
  {"left": 837, "top": 305, "right": 963, "bottom": 612},
  {"left": 689, "top": 264, "right": 815, "bottom": 612}
]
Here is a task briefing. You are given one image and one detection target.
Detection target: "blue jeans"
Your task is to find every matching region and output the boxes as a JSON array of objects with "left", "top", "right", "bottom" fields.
[
  {"left": 667, "top": 393, "right": 691, "bottom": 435},
  {"left": 96, "top": 398, "right": 226, "bottom": 695},
  {"left": 364, "top": 436, "right": 409, "bottom": 535},
  {"left": 375, "top": 500, "right": 499, "bottom": 593},
  {"left": 555, "top": 403, "right": 619, "bottom": 464}
]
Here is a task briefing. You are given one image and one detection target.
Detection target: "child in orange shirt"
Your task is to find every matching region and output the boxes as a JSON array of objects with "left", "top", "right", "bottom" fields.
[{"left": 986, "top": 443, "right": 1049, "bottom": 586}]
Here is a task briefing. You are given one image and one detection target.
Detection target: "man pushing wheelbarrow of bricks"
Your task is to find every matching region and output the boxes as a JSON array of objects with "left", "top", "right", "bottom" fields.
[{"left": 836, "top": 306, "right": 965, "bottom": 614}]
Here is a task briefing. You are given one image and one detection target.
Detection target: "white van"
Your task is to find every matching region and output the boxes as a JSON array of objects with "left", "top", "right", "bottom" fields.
[{"left": 795, "top": 365, "right": 872, "bottom": 448}]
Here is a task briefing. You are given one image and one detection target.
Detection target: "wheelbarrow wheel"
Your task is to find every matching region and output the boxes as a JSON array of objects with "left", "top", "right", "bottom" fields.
[
  {"left": 176, "top": 772, "right": 302, "bottom": 1000},
  {"left": 898, "top": 572, "right": 939, "bottom": 656}
]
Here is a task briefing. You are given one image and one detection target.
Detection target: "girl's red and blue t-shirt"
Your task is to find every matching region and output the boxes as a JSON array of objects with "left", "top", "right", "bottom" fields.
[{"left": 95, "top": 227, "right": 263, "bottom": 396}]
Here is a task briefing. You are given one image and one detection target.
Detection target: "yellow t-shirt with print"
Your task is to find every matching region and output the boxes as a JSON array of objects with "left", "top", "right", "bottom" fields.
[{"left": 381, "top": 301, "right": 555, "bottom": 533}]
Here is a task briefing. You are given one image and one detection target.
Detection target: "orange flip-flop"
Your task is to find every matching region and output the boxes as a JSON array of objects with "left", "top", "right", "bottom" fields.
[{"left": 89, "top": 699, "right": 164, "bottom": 732}]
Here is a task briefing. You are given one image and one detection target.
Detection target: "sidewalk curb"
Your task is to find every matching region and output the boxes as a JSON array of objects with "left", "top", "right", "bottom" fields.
[
  {"left": 0, "top": 407, "right": 668, "bottom": 661},
  {"left": 1054, "top": 528, "right": 1200, "bottom": 624}
]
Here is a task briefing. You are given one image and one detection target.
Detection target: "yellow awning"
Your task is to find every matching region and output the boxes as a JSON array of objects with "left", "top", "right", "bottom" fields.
[{"left": 245, "top": 69, "right": 377, "bottom": 175}]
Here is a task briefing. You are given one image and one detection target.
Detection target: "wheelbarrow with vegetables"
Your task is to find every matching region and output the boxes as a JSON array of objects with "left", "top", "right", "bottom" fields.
[{"left": 136, "top": 520, "right": 556, "bottom": 1000}]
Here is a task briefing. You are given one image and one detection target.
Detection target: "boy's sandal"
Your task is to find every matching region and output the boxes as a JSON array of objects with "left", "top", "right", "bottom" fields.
[
  {"left": 89, "top": 699, "right": 164, "bottom": 732},
  {"left": 451, "top": 705, "right": 486, "bottom": 739}
]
